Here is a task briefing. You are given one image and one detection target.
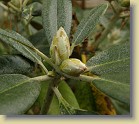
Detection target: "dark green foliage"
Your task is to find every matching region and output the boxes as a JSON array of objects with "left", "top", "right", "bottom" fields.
[
  {"left": 0, "top": 55, "right": 34, "bottom": 75},
  {"left": 0, "top": 0, "right": 130, "bottom": 115},
  {"left": 87, "top": 43, "right": 130, "bottom": 104},
  {"left": 0, "top": 74, "right": 40, "bottom": 114}
]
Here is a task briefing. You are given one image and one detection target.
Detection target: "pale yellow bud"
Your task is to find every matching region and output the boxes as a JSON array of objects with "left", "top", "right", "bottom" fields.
[
  {"left": 60, "top": 58, "right": 87, "bottom": 76},
  {"left": 50, "top": 27, "right": 70, "bottom": 65}
]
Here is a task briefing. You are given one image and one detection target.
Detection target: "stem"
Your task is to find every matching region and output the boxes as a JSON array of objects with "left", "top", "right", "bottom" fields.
[
  {"left": 26, "top": 16, "right": 34, "bottom": 26},
  {"left": 52, "top": 87, "right": 62, "bottom": 99},
  {"left": 21, "top": 19, "right": 32, "bottom": 36},
  {"left": 40, "top": 77, "right": 60, "bottom": 114},
  {"left": 0, "top": 2, "right": 15, "bottom": 13},
  {"left": 120, "top": 13, "right": 130, "bottom": 18},
  {"left": 2, "top": 38, "right": 99, "bottom": 82},
  {"left": 24, "top": 46, "right": 99, "bottom": 82},
  {"left": 65, "top": 74, "right": 99, "bottom": 82},
  {"left": 0, "top": 2, "right": 8, "bottom": 10},
  {"left": 30, "top": 75, "right": 53, "bottom": 82},
  {"left": 78, "top": 74, "right": 99, "bottom": 82},
  {"left": 38, "top": 62, "right": 48, "bottom": 74},
  {"left": 19, "top": 0, "right": 23, "bottom": 10},
  {"left": 31, "top": 75, "right": 97, "bottom": 115},
  {"left": 23, "top": 0, "right": 30, "bottom": 7},
  {"left": 33, "top": 48, "right": 61, "bottom": 72},
  {"left": 30, "top": 72, "right": 98, "bottom": 86},
  {"left": 109, "top": 1, "right": 117, "bottom": 14},
  {"left": 70, "top": 43, "right": 75, "bottom": 55},
  {"left": 33, "top": 48, "right": 100, "bottom": 83},
  {"left": 8, "top": 2, "right": 21, "bottom": 12}
]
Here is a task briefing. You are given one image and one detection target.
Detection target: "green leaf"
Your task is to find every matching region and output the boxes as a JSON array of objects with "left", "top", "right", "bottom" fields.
[
  {"left": 0, "top": 55, "right": 34, "bottom": 75},
  {"left": 47, "top": 95, "right": 60, "bottom": 115},
  {"left": 0, "top": 29, "right": 46, "bottom": 72},
  {"left": 38, "top": 81, "right": 60, "bottom": 115},
  {"left": 0, "top": 29, "right": 33, "bottom": 47},
  {"left": 72, "top": 3, "right": 108, "bottom": 46},
  {"left": 42, "top": 0, "right": 72, "bottom": 45},
  {"left": 86, "top": 43, "right": 130, "bottom": 104},
  {"left": 57, "top": 0, "right": 72, "bottom": 36},
  {"left": 53, "top": 87, "right": 76, "bottom": 115},
  {"left": 58, "top": 81, "right": 80, "bottom": 109},
  {"left": 54, "top": 86, "right": 96, "bottom": 115},
  {"left": 38, "top": 80, "right": 80, "bottom": 115},
  {"left": 0, "top": 74, "right": 41, "bottom": 114}
]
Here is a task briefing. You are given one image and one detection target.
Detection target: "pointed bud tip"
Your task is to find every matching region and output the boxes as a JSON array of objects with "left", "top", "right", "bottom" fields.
[
  {"left": 50, "top": 27, "right": 70, "bottom": 65},
  {"left": 59, "top": 27, "right": 64, "bottom": 30}
]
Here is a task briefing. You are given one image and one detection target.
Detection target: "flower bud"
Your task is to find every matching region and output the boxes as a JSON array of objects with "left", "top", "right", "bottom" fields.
[
  {"left": 50, "top": 27, "right": 70, "bottom": 65},
  {"left": 60, "top": 58, "right": 87, "bottom": 76}
]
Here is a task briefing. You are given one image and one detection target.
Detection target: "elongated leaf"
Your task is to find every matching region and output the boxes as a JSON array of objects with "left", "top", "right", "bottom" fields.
[
  {"left": 58, "top": 81, "right": 79, "bottom": 109},
  {"left": 0, "top": 29, "right": 46, "bottom": 71},
  {"left": 38, "top": 80, "right": 79, "bottom": 115},
  {"left": 42, "top": 0, "right": 72, "bottom": 45},
  {"left": 53, "top": 86, "right": 94, "bottom": 115},
  {"left": 57, "top": 0, "right": 72, "bottom": 36},
  {"left": 47, "top": 95, "right": 60, "bottom": 115},
  {"left": 0, "top": 55, "right": 34, "bottom": 75},
  {"left": 53, "top": 87, "right": 76, "bottom": 115},
  {"left": 0, "top": 29, "right": 33, "bottom": 47},
  {"left": 86, "top": 43, "right": 130, "bottom": 104},
  {"left": 38, "top": 81, "right": 60, "bottom": 115},
  {"left": 72, "top": 3, "right": 108, "bottom": 46},
  {"left": 42, "top": 0, "right": 57, "bottom": 45},
  {"left": 0, "top": 74, "right": 41, "bottom": 114}
]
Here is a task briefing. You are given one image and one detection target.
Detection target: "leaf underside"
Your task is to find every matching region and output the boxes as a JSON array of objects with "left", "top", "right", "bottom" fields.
[
  {"left": 42, "top": 0, "right": 72, "bottom": 45},
  {"left": 0, "top": 74, "right": 41, "bottom": 114},
  {"left": 86, "top": 43, "right": 130, "bottom": 104},
  {"left": 0, "top": 55, "right": 34, "bottom": 75},
  {"left": 0, "top": 29, "right": 41, "bottom": 63}
]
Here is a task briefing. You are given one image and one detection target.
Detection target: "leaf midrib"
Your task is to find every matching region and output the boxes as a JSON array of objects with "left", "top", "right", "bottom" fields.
[
  {"left": 0, "top": 29, "right": 33, "bottom": 47},
  {"left": 95, "top": 77, "right": 130, "bottom": 87},
  {"left": 73, "top": 5, "right": 106, "bottom": 45},
  {"left": 0, "top": 78, "right": 32, "bottom": 95},
  {"left": 0, "top": 32, "right": 42, "bottom": 64},
  {"left": 88, "top": 57, "right": 130, "bottom": 70},
  {"left": 9, "top": 38, "right": 42, "bottom": 63}
]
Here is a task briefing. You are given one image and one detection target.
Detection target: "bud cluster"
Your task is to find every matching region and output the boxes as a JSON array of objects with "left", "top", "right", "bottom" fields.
[{"left": 50, "top": 27, "right": 87, "bottom": 76}]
